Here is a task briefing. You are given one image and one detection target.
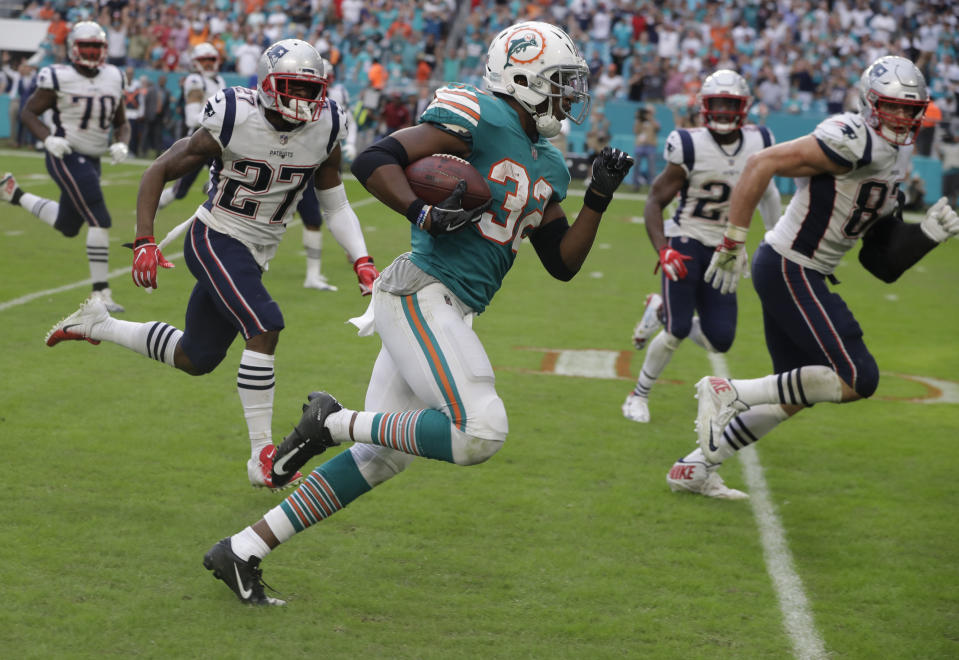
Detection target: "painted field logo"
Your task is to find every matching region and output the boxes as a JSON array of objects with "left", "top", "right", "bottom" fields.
[{"left": 504, "top": 27, "right": 546, "bottom": 68}]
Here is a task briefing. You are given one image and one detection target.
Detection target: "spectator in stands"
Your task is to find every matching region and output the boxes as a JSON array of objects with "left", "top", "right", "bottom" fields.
[
  {"left": 14, "top": 61, "right": 37, "bottom": 148},
  {"left": 632, "top": 105, "right": 659, "bottom": 190},
  {"left": 596, "top": 62, "right": 625, "bottom": 100},
  {"left": 368, "top": 57, "right": 387, "bottom": 91},
  {"left": 143, "top": 73, "right": 171, "bottom": 156},
  {"left": 106, "top": 16, "right": 128, "bottom": 67},
  {"left": 379, "top": 91, "right": 411, "bottom": 137},
  {"left": 123, "top": 67, "right": 145, "bottom": 155},
  {"left": 585, "top": 110, "right": 611, "bottom": 163}
]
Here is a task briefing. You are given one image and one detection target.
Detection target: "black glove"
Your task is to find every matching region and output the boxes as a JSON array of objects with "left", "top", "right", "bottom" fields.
[
  {"left": 408, "top": 180, "right": 493, "bottom": 237},
  {"left": 589, "top": 147, "right": 634, "bottom": 197},
  {"left": 583, "top": 147, "right": 634, "bottom": 213}
]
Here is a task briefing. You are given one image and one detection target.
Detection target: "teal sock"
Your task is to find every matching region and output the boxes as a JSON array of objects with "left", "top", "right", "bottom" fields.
[
  {"left": 369, "top": 409, "right": 454, "bottom": 463},
  {"left": 280, "top": 451, "right": 372, "bottom": 533}
]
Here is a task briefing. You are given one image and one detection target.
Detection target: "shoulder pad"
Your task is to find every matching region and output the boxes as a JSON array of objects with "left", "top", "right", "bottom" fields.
[
  {"left": 36, "top": 66, "right": 58, "bottom": 90},
  {"left": 664, "top": 129, "right": 694, "bottom": 170},
  {"left": 814, "top": 112, "right": 871, "bottom": 169},
  {"left": 200, "top": 87, "right": 254, "bottom": 149}
]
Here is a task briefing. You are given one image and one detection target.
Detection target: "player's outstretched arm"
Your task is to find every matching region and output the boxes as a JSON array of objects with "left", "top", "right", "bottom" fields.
[
  {"left": 131, "top": 129, "right": 220, "bottom": 289},
  {"left": 315, "top": 147, "right": 379, "bottom": 295},
  {"left": 706, "top": 135, "right": 848, "bottom": 293},
  {"left": 645, "top": 163, "right": 692, "bottom": 281},
  {"left": 532, "top": 147, "right": 633, "bottom": 280}
]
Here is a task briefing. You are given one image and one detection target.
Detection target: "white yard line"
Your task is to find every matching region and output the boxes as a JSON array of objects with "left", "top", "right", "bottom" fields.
[{"left": 707, "top": 352, "right": 828, "bottom": 660}]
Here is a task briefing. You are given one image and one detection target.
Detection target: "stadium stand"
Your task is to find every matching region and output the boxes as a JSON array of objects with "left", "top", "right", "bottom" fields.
[{"left": 2, "top": 0, "right": 957, "bottom": 201}]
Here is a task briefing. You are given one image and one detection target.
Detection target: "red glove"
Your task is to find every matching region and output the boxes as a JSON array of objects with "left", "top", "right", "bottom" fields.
[
  {"left": 353, "top": 256, "right": 378, "bottom": 296},
  {"left": 131, "top": 235, "right": 174, "bottom": 289},
  {"left": 654, "top": 246, "right": 692, "bottom": 281}
]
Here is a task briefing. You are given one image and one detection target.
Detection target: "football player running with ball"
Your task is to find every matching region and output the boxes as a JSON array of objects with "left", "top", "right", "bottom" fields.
[
  {"left": 674, "top": 56, "right": 959, "bottom": 499},
  {"left": 622, "top": 71, "right": 780, "bottom": 444},
  {"left": 201, "top": 21, "right": 633, "bottom": 605},
  {"left": 44, "top": 40, "right": 378, "bottom": 490},
  {"left": 1, "top": 21, "right": 130, "bottom": 312}
]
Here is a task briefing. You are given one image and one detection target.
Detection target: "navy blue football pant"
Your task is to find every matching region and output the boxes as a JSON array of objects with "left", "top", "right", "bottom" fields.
[
  {"left": 661, "top": 235, "right": 737, "bottom": 352},
  {"left": 45, "top": 152, "right": 112, "bottom": 236},
  {"left": 751, "top": 242, "right": 879, "bottom": 398},
  {"left": 178, "top": 219, "right": 285, "bottom": 374}
]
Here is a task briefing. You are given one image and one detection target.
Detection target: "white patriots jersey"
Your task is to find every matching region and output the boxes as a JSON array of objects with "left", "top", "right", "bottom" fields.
[
  {"left": 196, "top": 86, "right": 343, "bottom": 267},
  {"left": 663, "top": 125, "right": 775, "bottom": 247},
  {"left": 36, "top": 63, "right": 125, "bottom": 157},
  {"left": 765, "top": 112, "right": 911, "bottom": 275}
]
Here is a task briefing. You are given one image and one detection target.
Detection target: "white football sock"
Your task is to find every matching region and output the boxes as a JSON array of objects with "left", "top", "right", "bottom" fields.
[
  {"left": 632, "top": 330, "right": 681, "bottom": 398},
  {"left": 92, "top": 318, "right": 182, "bottom": 366},
  {"left": 238, "top": 350, "right": 275, "bottom": 455},
  {"left": 19, "top": 192, "right": 58, "bottom": 226},
  {"left": 230, "top": 525, "right": 273, "bottom": 561},
  {"left": 705, "top": 403, "right": 790, "bottom": 462},
  {"left": 732, "top": 366, "right": 843, "bottom": 407},
  {"left": 86, "top": 226, "right": 109, "bottom": 284},
  {"left": 303, "top": 227, "right": 323, "bottom": 279}
]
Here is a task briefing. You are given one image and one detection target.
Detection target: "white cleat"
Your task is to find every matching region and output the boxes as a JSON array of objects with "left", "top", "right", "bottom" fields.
[
  {"left": 622, "top": 393, "right": 651, "bottom": 423},
  {"left": 45, "top": 296, "right": 110, "bottom": 346},
  {"left": 632, "top": 293, "right": 663, "bottom": 350},
  {"left": 91, "top": 287, "right": 125, "bottom": 313},
  {"left": 695, "top": 376, "right": 749, "bottom": 463},
  {"left": 666, "top": 455, "right": 749, "bottom": 500},
  {"left": 1, "top": 172, "right": 21, "bottom": 203},
  {"left": 303, "top": 274, "right": 338, "bottom": 292}
]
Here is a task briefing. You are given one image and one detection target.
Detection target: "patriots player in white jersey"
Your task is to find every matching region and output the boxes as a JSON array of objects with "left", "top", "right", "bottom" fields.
[
  {"left": 156, "top": 43, "right": 226, "bottom": 209},
  {"left": 199, "top": 22, "right": 633, "bottom": 606},
  {"left": 0, "top": 21, "right": 130, "bottom": 312},
  {"left": 44, "top": 40, "right": 378, "bottom": 492},
  {"left": 623, "top": 72, "right": 781, "bottom": 472},
  {"left": 683, "top": 56, "right": 959, "bottom": 499}
]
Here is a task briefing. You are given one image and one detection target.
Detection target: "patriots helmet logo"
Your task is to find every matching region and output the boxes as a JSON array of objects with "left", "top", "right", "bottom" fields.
[
  {"left": 266, "top": 44, "right": 289, "bottom": 67},
  {"left": 504, "top": 27, "right": 546, "bottom": 68}
]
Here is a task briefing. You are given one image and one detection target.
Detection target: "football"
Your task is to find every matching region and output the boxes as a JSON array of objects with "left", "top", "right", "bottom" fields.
[{"left": 404, "top": 154, "right": 492, "bottom": 210}]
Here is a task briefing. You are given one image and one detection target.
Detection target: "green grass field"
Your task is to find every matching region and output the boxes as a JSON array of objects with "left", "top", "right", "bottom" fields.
[{"left": 1, "top": 149, "right": 957, "bottom": 659}]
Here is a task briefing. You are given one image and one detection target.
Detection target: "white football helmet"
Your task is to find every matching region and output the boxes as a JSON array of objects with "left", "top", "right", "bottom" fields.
[
  {"left": 191, "top": 42, "right": 220, "bottom": 76},
  {"left": 256, "top": 39, "right": 329, "bottom": 123},
  {"left": 484, "top": 21, "right": 590, "bottom": 138},
  {"left": 698, "top": 69, "right": 752, "bottom": 134},
  {"left": 858, "top": 55, "right": 929, "bottom": 146},
  {"left": 68, "top": 21, "right": 107, "bottom": 70}
]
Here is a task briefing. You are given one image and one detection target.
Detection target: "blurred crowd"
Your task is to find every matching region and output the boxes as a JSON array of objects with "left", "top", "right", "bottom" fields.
[{"left": 3, "top": 0, "right": 959, "bottom": 204}]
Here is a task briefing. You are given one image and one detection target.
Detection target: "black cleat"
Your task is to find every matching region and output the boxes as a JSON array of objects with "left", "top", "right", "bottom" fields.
[
  {"left": 270, "top": 391, "right": 343, "bottom": 488},
  {"left": 203, "top": 538, "right": 285, "bottom": 606}
]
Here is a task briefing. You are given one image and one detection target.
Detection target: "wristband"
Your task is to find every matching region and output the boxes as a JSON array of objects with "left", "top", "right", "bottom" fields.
[
  {"left": 583, "top": 187, "right": 611, "bottom": 213},
  {"left": 722, "top": 224, "right": 749, "bottom": 243},
  {"left": 133, "top": 235, "right": 156, "bottom": 248},
  {"left": 405, "top": 199, "right": 428, "bottom": 228}
]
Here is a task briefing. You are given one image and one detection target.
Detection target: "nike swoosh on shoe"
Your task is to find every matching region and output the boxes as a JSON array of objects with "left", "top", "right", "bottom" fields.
[
  {"left": 272, "top": 446, "right": 301, "bottom": 476},
  {"left": 234, "top": 564, "right": 253, "bottom": 600}
]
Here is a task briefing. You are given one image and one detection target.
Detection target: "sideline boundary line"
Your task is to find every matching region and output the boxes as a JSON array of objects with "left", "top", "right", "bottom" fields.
[{"left": 708, "top": 352, "right": 828, "bottom": 660}]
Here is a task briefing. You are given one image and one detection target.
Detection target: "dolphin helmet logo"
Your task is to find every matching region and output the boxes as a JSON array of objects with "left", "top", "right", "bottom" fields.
[{"left": 504, "top": 27, "right": 547, "bottom": 68}]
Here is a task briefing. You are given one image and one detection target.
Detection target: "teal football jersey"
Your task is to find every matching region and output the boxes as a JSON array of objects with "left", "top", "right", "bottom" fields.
[{"left": 410, "top": 84, "right": 570, "bottom": 313}]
